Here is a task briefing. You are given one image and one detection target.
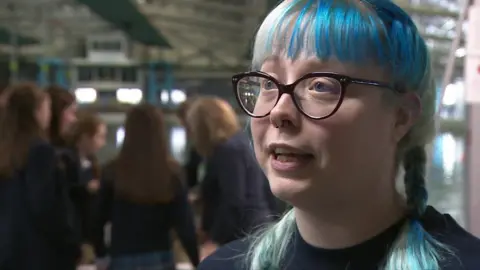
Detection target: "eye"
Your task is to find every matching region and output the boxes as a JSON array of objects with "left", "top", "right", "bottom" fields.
[
  {"left": 261, "top": 79, "right": 277, "bottom": 90},
  {"left": 308, "top": 78, "right": 340, "bottom": 94}
]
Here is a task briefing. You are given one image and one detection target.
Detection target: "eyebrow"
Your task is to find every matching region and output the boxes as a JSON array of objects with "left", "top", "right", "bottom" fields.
[
  {"left": 259, "top": 56, "right": 281, "bottom": 74},
  {"left": 299, "top": 58, "right": 335, "bottom": 72},
  {"left": 262, "top": 55, "right": 280, "bottom": 64}
]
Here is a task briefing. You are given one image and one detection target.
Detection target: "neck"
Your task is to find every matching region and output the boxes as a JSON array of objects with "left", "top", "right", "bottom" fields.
[{"left": 295, "top": 186, "right": 406, "bottom": 249}]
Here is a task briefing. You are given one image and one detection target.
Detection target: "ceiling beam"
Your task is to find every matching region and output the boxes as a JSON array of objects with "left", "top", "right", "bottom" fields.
[
  {"left": 162, "top": 30, "right": 243, "bottom": 66},
  {"left": 154, "top": 20, "right": 251, "bottom": 41},
  {"left": 173, "top": 67, "right": 246, "bottom": 79},
  {"left": 138, "top": 0, "right": 262, "bottom": 15},
  {"left": 141, "top": 7, "right": 245, "bottom": 33},
  {"left": 160, "top": 29, "right": 245, "bottom": 53}
]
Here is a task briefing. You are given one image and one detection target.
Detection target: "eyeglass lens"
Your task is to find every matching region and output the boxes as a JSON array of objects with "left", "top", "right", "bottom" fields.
[{"left": 236, "top": 75, "right": 343, "bottom": 118}]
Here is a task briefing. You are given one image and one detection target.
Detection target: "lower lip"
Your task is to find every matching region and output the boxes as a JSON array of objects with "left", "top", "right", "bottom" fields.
[{"left": 270, "top": 154, "right": 313, "bottom": 172}]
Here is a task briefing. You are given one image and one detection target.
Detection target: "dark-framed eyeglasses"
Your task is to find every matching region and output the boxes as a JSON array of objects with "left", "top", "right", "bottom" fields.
[{"left": 232, "top": 71, "right": 402, "bottom": 120}]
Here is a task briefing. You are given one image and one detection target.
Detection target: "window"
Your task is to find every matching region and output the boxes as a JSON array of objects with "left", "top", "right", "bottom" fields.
[
  {"left": 91, "top": 40, "right": 122, "bottom": 52},
  {"left": 92, "top": 41, "right": 100, "bottom": 50},
  {"left": 78, "top": 67, "right": 93, "bottom": 81},
  {"left": 121, "top": 67, "right": 137, "bottom": 82},
  {"left": 98, "top": 67, "right": 116, "bottom": 80},
  {"left": 107, "top": 41, "right": 122, "bottom": 51}
]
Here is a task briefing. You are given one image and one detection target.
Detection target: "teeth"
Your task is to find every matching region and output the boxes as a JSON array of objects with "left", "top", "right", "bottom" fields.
[
  {"left": 277, "top": 155, "right": 296, "bottom": 162},
  {"left": 274, "top": 147, "right": 294, "bottom": 155}
]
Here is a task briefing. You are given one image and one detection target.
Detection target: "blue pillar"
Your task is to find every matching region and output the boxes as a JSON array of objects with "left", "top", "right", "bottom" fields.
[
  {"left": 54, "top": 60, "right": 68, "bottom": 89},
  {"left": 162, "top": 62, "right": 174, "bottom": 108},
  {"left": 37, "top": 58, "right": 48, "bottom": 87},
  {"left": 37, "top": 58, "right": 69, "bottom": 89},
  {"left": 147, "top": 61, "right": 174, "bottom": 106}
]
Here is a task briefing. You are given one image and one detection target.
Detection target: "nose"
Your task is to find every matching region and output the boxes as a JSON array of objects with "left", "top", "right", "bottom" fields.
[{"left": 269, "top": 93, "right": 301, "bottom": 129}]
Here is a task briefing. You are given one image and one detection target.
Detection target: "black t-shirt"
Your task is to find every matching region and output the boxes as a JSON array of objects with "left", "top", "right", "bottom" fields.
[{"left": 198, "top": 206, "right": 480, "bottom": 270}]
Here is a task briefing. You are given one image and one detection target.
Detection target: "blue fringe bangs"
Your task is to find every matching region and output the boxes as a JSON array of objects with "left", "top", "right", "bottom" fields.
[{"left": 252, "top": 0, "right": 430, "bottom": 90}]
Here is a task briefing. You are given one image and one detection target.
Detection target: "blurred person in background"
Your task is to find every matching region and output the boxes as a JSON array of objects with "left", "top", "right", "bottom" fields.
[
  {"left": 92, "top": 104, "right": 199, "bottom": 270},
  {"left": 0, "top": 83, "right": 78, "bottom": 270},
  {"left": 45, "top": 85, "right": 82, "bottom": 259},
  {"left": 186, "top": 97, "right": 274, "bottom": 259},
  {"left": 45, "top": 85, "right": 77, "bottom": 148},
  {"left": 176, "top": 99, "right": 202, "bottom": 189},
  {"left": 0, "top": 85, "right": 10, "bottom": 109},
  {"left": 176, "top": 98, "right": 206, "bottom": 250},
  {"left": 0, "top": 84, "right": 13, "bottom": 120},
  {"left": 68, "top": 112, "right": 107, "bottom": 263}
]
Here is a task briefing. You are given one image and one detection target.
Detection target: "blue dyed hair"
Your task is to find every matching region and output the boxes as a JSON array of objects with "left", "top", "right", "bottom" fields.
[{"left": 245, "top": 0, "right": 454, "bottom": 269}]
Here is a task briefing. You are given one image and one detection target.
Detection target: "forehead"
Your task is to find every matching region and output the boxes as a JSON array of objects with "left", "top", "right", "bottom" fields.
[{"left": 260, "top": 56, "right": 388, "bottom": 82}]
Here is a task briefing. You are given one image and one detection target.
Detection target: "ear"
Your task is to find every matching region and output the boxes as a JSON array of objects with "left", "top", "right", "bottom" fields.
[{"left": 393, "top": 93, "right": 422, "bottom": 143}]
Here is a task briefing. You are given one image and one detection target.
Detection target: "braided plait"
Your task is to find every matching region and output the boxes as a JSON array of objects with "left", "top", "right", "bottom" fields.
[{"left": 402, "top": 145, "right": 428, "bottom": 219}]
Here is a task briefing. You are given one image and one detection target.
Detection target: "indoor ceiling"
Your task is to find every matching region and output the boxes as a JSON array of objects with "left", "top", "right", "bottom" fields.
[{"left": 0, "top": 0, "right": 466, "bottom": 78}]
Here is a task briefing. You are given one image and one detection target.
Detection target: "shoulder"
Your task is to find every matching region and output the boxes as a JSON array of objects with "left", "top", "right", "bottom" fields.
[
  {"left": 218, "top": 132, "right": 249, "bottom": 151},
  {"left": 423, "top": 207, "right": 480, "bottom": 269},
  {"left": 54, "top": 147, "right": 76, "bottom": 162},
  {"left": 53, "top": 147, "right": 78, "bottom": 170},
  {"left": 212, "top": 133, "right": 252, "bottom": 163},
  {"left": 28, "top": 139, "right": 55, "bottom": 159},
  {"left": 198, "top": 238, "right": 250, "bottom": 270},
  {"left": 101, "top": 159, "right": 117, "bottom": 179},
  {"left": 168, "top": 158, "right": 184, "bottom": 179},
  {"left": 439, "top": 222, "right": 480, "bottom": 269}
]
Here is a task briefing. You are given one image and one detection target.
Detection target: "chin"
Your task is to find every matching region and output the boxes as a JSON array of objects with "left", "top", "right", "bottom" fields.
[{"left": 268, "top": 174, "right": 313, "bottom": 204}]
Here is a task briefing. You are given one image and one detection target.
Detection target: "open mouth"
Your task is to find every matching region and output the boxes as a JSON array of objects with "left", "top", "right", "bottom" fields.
[
  {"left": 272, "top": 153, "right": 314, "bottom": 161},
  {"left": 271, "top": 148, "right": 314, "bottom": 162}
]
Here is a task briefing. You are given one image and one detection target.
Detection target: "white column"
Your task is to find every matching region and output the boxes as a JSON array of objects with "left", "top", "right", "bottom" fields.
[{"left": 465, "top": 0, "right": 480, "bottom": 236}]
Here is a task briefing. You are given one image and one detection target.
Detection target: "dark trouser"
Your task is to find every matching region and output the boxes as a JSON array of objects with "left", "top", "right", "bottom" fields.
[{"left": 110, "top": 251, "right": 175, "bottom": 270}]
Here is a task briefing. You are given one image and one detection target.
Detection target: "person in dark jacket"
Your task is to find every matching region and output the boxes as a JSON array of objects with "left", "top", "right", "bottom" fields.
[
  {"left": 186, "top": 97, "right": 274, "bottom": 258},
  {"left": 0, "top": 83, "right": 78, "bottom": 270},
  {"left": 91, "top": 104, "right": 199, "bottom": 270},
  {"left": 176, "top": 99, "right": 202, "bottom": 189},
  {"left": 65, "top": 113, "right": 107, "bottom": 263},
  {"left": 44, "top": 86, "right": 85, "bottom": 259},
  {"left": 68, "top": 113, "right": 107, "bottom": 231}
]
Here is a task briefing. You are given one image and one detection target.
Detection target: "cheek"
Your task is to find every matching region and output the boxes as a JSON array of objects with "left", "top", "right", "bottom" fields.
[
  {"left": 322, "top": 102, "right": 394, "bottom": 170},
  {"left": 99, "top": 136, "right": 107, "bottom": 147},
  {"left": 250, "top": 119, "right": 268, "bottom": 166},
  {"left": 62, "top": 111, "right": 77, "bottom": 128}
]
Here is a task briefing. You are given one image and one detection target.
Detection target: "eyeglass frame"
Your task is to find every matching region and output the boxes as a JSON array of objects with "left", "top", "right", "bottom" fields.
[{"left": 232, "top": 71, "right": 404, "bottom": 120}]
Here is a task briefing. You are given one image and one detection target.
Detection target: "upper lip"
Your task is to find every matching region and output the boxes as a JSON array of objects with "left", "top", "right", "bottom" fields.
[{"left": 267, "top": 143, "right": 311, "bottom": 155}]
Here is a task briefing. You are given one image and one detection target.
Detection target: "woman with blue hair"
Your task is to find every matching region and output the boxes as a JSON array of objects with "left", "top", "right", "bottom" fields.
[{"left": 198, "top": 0, "right": 480, "bottom": 269}]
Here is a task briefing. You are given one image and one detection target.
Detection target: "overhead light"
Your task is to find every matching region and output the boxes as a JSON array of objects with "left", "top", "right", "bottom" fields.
[
  {"left": 161, "top": 90, "right": 169, "bottom": 104},
  {"left": 74, "top": 88, "right": 97, "bottom": 104},
  {"left": 171, "top": 89, "right": 186, "bottom": 105},
  {"left": 455, "top": 48, "right": 466, "bottom": 58},
  {"left": 170, "top": 126, "right": 187, "bottom": 162},
  {"left": 116, "top": 88, "right": 143, "bottom": 104},
  {"left": 116, "top": 126, "right": 125, "bottom": 147}
]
